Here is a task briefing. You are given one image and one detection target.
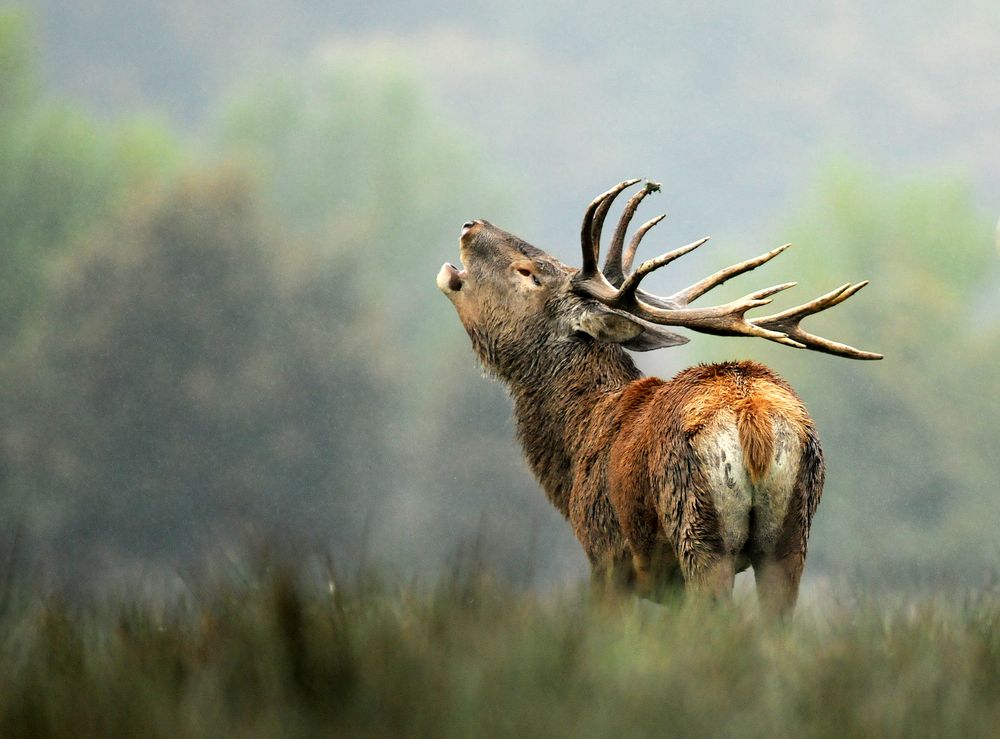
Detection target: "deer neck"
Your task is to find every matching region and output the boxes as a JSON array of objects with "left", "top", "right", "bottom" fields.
[{"left": 505, "top": 339, "right": 641, "bottom": 516}]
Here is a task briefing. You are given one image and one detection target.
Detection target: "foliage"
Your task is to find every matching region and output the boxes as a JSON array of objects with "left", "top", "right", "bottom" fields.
[
  {"left": 212, "top": 51, "right": 517, "bottom": 354},
  {"left": 0, "top": 27, "right": 561, "bottom": 588},
  {"left": 783, "top": 164, "right": 1000, "bottom": 579},
  {"left": 211, "top": 55, "right": 570, "bottom": 581},
  {"left": 0, "top": 11, "right": 32, "bottom": 115},
  {"left": 1, "top": 170, "right": 388, "bottom": 588},
  {"left": 0, "top": 11, "right": 180, "bottom": 344},
  {"left": 1, "top": 567, "right": 999, "bottom": 737}
]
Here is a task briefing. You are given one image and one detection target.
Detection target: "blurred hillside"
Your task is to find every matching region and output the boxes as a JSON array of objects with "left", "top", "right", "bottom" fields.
[{"left": 1, "top": 5, "right": 999, "bottom": 592}]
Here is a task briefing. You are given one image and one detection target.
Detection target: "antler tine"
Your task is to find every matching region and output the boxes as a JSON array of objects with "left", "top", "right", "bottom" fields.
[
  {"left": 752, "top": 281, "right": 884, "bottom": 360},
  {"left": 592, "top": 182, "right": 639, "bottom": 258},
  {"left": 574, "top": 262, "right": 799, "bottom": 342},
  {"left": 625, "top": 282, "right": 800, "bottom": 341},
  {"left": 617, "top": 237, "right": 712, "bottom": 303},
  {"left": 604, "top": 181, "right": 661, "bottom": 286},
  {"left": 580, "top": 179, "right": 641, "bottom": 277},
  {"left": 668, "top": 243, "right": 792, "bottom": 306},
  {"left": 622, "top": 215, "right": 666, "bottom": 275},
  {"left": 757, "top": 282, "right": 853, "bottom": 322}
]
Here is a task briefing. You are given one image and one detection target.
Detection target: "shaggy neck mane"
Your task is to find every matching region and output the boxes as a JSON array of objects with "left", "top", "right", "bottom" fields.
[{"left": 488, "top": 333, "right": 641, "bottom": 516}]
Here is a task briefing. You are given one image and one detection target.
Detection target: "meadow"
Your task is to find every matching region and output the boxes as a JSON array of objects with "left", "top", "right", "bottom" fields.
[{"left": 2, "top": 565, "right": 998, "bottom": 738}]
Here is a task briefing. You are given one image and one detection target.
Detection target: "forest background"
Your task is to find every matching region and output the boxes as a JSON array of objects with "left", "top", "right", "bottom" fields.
[{"left": 2, "top": 2, "right": 999, "bottom": 595}]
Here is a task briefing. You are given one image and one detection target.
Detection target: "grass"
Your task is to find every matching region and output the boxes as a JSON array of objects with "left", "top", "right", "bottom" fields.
[{"left": 1, "top": 567, "right": 999, "bottom": 738}]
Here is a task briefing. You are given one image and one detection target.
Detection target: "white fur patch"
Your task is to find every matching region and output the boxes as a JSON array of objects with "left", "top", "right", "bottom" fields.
[{"left": 693, "top": 413, "right": 801, "bottom": 556}]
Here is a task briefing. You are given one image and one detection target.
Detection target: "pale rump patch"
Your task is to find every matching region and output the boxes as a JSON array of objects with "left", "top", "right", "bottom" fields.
[
  {"left": 693, "top": 415, "right": 803, "bottom": 557},
  {"left": 693, "top": 414, "right": 751, "bottom": 553},
  {"left": 686, "top": 372, "right": 809, "bottom": 557},
  {"left": 750, "top": 418, "right": 802, "bottom": 552}
]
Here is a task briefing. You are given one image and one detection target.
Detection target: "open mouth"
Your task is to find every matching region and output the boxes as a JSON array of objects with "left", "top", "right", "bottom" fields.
[
  {"left": 436, "top": 262, "right": 466, "bottom": 293},
  {"left": 437, "top": 222, "right": 476, "bottom": 294}
]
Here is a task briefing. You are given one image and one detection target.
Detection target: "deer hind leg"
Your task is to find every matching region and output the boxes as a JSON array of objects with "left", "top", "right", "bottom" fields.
[
  {"left": 676, "top": 487, "right": 737, "bottom": 602},
  {"left": 589, "top": 551, "right": 635, "bottom": 601},
  {"left": 683, "top": 552, "right": 737, "bottom": 601},
  {"left": 751, "top": 426, "right": 824, "bottom": 618},
  {"left": 751, "top": 503, "right": 811, "bottom": 617},
  {"left": 632, "top": 542, "right": 684, "bottom": 602},
  {"left": 611, "top": 489, "right": 678, "bottom": 600},
  {"left": 751, "top": 552, "right": 803, "bottom": 617}
]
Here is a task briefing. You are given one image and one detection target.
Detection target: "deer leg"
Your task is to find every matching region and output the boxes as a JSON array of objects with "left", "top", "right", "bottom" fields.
[
  {"left": 751, "top": 503, "right": 808, "bottom": 617},
  {"left": 630, "top": 550, "right": 655, "bottom": 597},
  {"left": 632, "top": 543, "right": 684, "bottom": 602},
  {"left": 752, "top": 495, "right": 808, "bottom": 617},
  {"left": 751, "top": 552, "right": 803, "bottom": 618},
  {"left": 753, "top": 432, "right": 821, "bottom": 618},
  {"left": 682, "top": 553, "right": 736, "bottom": 602},
  {"left": 614, "top": 499, "right": 661, "bottom": 599},
  {"left": 589, "top": 552, "right": 634, "bottom": 600},
  {"left": 675, "top": 484, "right": 735, "bottom": 602}
]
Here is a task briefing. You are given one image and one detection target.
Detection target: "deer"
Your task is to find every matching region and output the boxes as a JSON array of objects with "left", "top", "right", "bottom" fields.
[{"left": 436, "top": 179, "right": 881, "bottom": 615}]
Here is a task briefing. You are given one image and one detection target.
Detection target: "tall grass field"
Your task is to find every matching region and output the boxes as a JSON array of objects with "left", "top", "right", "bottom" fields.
[{"left": 2, "top": 563, "right": 999, "bottom": 738}]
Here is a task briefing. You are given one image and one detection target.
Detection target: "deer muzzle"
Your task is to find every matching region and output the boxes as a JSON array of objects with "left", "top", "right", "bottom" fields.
[{"left": 437, "top": 262, "right": 465, "bottom": 293}]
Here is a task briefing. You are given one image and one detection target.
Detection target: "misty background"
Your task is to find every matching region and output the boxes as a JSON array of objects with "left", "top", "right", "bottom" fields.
[{"left": 1, "top": 2, "right": 998, "bottom": 594}]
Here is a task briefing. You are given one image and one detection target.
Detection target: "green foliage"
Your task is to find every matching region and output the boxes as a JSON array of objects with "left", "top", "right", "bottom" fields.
[
  {"left": 2, "top": 571, "right": 999, "bottom": 737},
  {"left": 2, "top": 171, "right": 388, "bottom": 585},
  {"left": 786, "top": 164, "right": 1000, "bottom": 579},
  {"left": 210, "top": 55, "right": 561, "bottom": 579},
  {"left": 215, "top": 54, "right": 513, "bottom": 276},
  {"left": 220, "top": 61, "right": 438, "bottom": 228},
  {"left": 0, "top": 12, "right": 32, "bottom": 116},
  {"left": 0, "top": 11, "right": 180, "bottom": 344},
  {"left": 0, "top": 28, "right": 559, "bottom": 589}
]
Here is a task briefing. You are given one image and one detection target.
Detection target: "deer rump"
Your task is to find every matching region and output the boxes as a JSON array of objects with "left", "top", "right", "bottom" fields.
[{"left": 576, "top": 361, "right": 824, "bottom": 593}]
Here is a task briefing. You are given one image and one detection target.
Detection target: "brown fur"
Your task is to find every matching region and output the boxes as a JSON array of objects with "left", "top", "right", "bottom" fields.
[
  {"left": 438, "top": 220, "right": 826, "bottom": 614},
  {"left": 597, "top": 362, "right": 819, "bottom": 599},
  {"left": 679, "top": 363, "right": 812, "bottom": 482}
]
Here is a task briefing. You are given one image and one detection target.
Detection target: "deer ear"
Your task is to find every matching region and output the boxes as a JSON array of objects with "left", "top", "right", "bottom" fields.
[
  {"left": 620, "top": 323, "right": 690, "bottom": 351},
  {"left": 573, "top": 306, "right": 689, "bottom": 351}
]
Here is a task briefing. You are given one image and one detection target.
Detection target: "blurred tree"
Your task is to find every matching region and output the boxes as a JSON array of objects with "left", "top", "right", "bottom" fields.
[
  {"left": 214, "top": 53, "right": 515, "bottom": 321},
  {"left": 0, "top": 11, "right": 31, "bottom": 115},
  {"left": 0, "top": 31, "right": 587, "bottom": 588},
  {"left": 212, "top": 56, "right": 582, "bottom": 582},
  {"left": 0, "top": 11, "right": 180, "bottom": 345},
  {"left": 1, "top": 170, "right": 389, "bottom": 588}
]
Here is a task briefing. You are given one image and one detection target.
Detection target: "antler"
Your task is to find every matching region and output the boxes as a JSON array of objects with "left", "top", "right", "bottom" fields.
[
  {"left": 572, "top": 180, "right": 883, "bottom": 360},
  {"left": 750, "top": 282, "right": 882, "bottom": 359}
]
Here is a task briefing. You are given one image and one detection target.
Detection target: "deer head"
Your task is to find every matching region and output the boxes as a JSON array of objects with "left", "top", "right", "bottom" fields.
[{"left": 437, "top": 179, "right": 881, "bottom": 382}]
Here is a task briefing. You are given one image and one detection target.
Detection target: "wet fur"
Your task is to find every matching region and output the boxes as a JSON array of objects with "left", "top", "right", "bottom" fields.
[{"left": 500, "top": 327, "right": 824, "bottom": 609}]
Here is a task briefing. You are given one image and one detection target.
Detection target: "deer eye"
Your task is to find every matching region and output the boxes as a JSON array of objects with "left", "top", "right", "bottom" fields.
[{"left": 515, "top": 266, "right": 542, "bottom": 287}]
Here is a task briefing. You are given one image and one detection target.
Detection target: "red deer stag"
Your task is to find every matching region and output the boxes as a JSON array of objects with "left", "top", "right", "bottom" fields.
[{"left": 436, "top": 179, "right": 881, "bottom": 614}]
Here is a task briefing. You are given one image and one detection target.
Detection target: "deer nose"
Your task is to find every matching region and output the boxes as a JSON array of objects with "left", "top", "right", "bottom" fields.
[{"left": 461, "top": 220, "right": 480, "bottom": 238}]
